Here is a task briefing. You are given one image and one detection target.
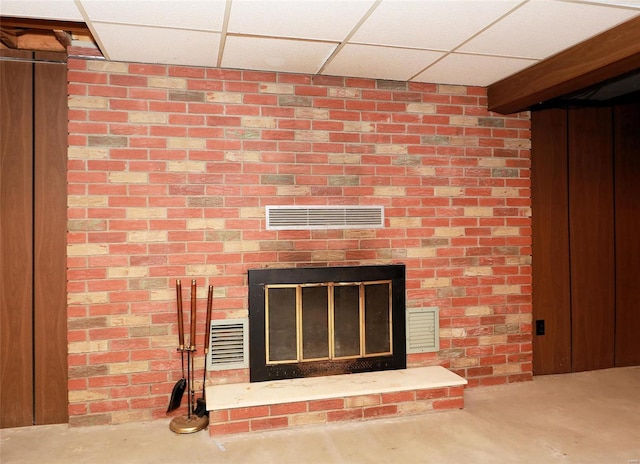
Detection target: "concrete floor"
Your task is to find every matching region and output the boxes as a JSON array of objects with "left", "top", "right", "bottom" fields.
[{"left": 2, "top": 367, "right": 639, "bottom": 464}]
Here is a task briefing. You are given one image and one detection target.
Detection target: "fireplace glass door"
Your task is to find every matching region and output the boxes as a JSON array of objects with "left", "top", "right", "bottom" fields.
[{"left": 266, "top": 281, "right": 392, "bottom": 365}]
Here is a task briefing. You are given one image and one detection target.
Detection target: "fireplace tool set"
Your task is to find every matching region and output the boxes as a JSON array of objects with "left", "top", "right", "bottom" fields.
[{"left": 167, "top": 279, "right": 213, "bottom": 434}]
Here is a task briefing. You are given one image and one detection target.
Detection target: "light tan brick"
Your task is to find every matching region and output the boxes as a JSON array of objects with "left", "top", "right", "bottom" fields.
[
  {"left": 67, "top": 244, "right": 109, "bottom": 256},
  {"left": 345, "top": 395, "right": 380, "bottom": 408},
  {"left": 478, "top": 158, "right": 507, "bottom": 167},
  {"left": 108, "top": 172, "right": 148, "bottom": 183},
  {"left": 464, "top": 267, "right": 492, "bottom": 276},
  {"left": 422, "top": 277, "right": 451, "bottom": 288},
  {"left": 389, "top": 217, "right": 421, "bottom": 228},
  {"left": 277, "top": 186, "right": 311, "bottom": 196},
  {"left": 492, "top": 187, "right": 520, "bottom": 197},
  {"left": 186, "top": 264, "right": 224, "bottom": 275},
  {"left": 479, "top": 335, "right": 508, "bottom": 346},
  {"left": 110, "top": 315, "right": 150, "bottom": 327},
  {"left": 242, "top": 116, "right": 277, "bottom": 128},
  {"left": 68, "top": 340, "right": 109, "bottom": 354},
  {"left": 68, "top": 147, "right": 108, "bottom": 160},
  {"left": 374, "top": 186, "right": 406, "bottom": 197},
  {"left": 186, "top": 218, "right": 225, "bottom": 230},
  {"left": 108, "top": 361, "right": 149, "bottom": 374},
  {"left": 167, "top": 138, "right": 206, "bottom": 149},
  {"left": 129, "top": 112, "right": 168, "bottom": 124},
  {"left": 148, "top": 77, "right": 187, "bottom": 89},
  {"left": 465, "top": 306, "right": 493, "bottom": 316},
  {"left": 260, "top": 83, "right": 294, "bottom": 94},
  {"left": 451, "top": 357, "right": 479, "bottom": 368},
  {"left": 69, "top": 96, "right": 108, "bottom": 109},
  {"left": 126, "top": 208, "right": 167, "bottom": 219},
  {"left": 493, "top": 363, "right": 523, "bottom": 375},
  {"left": 68, "top": 195, "right": 108, "bottom": 207},
  {"left": 206, "top": 92, "right": 242, "bottom": 103},
  {"left": 167, "top": 161, "right": 206, "bottom": 172},
  {"left": 398, "top": 400, "right": 434, "bottom": 415},
  {"left": 439, "top": 328, "right": 467, "bottom": 338},
  {"left": 329, "top": 88, "right": 360, "bottom": 98},
  {"left": 434, "top": 227, "right": 465, "bottom": 237},
  {"left": 295, "top": 130, "right": 329, "bottom": 142},
  {"left": 493, "top": 285, "right": 521, "bottom": 295},
  {"left": 406, "top": 103, "right": 436, "bottom": 113},
  {"left": 289, "top": 412, "right": 326, "bottom": 427},
  {"left": 328, "top": 154, "right": 360, "bottom": 164},
  {"left": 435, "top": 187, "right": 463, "bottom": 197},
  {"left": 87, "top": 61, "right": 128, "bottom": 73},
  {"left": 464, "top": 207, "right": 493, "bottom": 217},
  {"left": 295, "top": 108, "right": 328, "bottom": 119},
  {"left": 450, "top": 116, "right": 479, "bottom": 126},
  {"left": 505, "top": 139, "right": 531, "bottom": 149},
  {"left": 127, "top": 231, "right": 167, "bottom": 243},
  {"left": 226, "top": 151, "right": 261, "bottom": 162},
  {"left": 239, "top": 208, "right": 264, "bottom": 218},
  {"left": 108, "top": 267, "right": 147, "bottom": 278},
  {"left": 376, "top": 144, "right": 407, "bottom": 155},
  {"left": 344, "top": 121, "right": 375, "bottom": 132},
  {"left": 438, "top": 84, "right": 467, "bottom": 95},
  {"left": 222, "top": 241, "right": 259, "bottom": 253},
  {"left": 494, "top": 227, "right": 519, "bottom": 236},
  {"left": 311, "top": 250, "right": 346, "bottom": 262},
  {"left": 406, "top": 247, "right": 437, "bottom": 258},
  {"left": 68, "top": 389, "right": 110, "bottom": 402},
  {"left": 111, "top": 410, "right": 152, "bottom": 425}
]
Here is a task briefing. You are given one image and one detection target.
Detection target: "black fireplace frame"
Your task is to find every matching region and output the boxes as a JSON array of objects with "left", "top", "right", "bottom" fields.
[{"left": 248, "top": 264, "right": 406, "bottom": 382}]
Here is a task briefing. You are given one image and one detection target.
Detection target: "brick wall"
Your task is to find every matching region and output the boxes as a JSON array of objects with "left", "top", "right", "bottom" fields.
[{"left": 66, "top": 57, "right": 532, "bottom": 426}]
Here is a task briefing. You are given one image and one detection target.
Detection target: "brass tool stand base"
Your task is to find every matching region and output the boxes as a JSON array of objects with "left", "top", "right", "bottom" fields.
[{"left": 169, "top": 414, "right": 209, "bottom": 434}]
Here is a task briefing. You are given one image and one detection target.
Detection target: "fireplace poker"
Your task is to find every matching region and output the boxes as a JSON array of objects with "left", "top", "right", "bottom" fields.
[
  {"left": 194, "top": 285, "right": 213, "bottom": 417},
  {"left": 166, "top": 280, "right": 186, "bottom": 413}
]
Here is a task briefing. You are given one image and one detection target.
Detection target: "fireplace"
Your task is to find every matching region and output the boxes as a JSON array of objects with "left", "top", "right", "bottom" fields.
[{"left": 248, "top": 264, "right": 406, "bottom": 382}]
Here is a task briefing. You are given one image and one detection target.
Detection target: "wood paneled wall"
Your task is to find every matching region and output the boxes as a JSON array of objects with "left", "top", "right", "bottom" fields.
[
  {"left": 532, "top": 102, "right": 640, "bottom": 375},
  {"left": 0, "top": 50, "right": 68, "bottom": 428}
]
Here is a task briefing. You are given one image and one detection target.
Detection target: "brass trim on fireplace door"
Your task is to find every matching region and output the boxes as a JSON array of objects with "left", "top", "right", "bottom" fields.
[{"left": 265, "top": 280, "right": 393, "bottom": 366}]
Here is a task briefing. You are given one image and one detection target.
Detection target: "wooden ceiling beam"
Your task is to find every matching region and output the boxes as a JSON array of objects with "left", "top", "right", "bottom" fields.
[
  {"left": 488, "top": 16, "right": 640, "bottom": 114},
  {"left": 0, "top": 17, "right": 89, "bottom": 33}
]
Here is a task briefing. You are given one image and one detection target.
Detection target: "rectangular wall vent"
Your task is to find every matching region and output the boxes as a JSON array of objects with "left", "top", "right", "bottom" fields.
[
  {"left": 207, "top": 318, "right": 248, "bottom": 371},
  {"left": 406, "top": 307, "right": 439, "bottom": 354},
  {"left": 266, "top": 205, "right": 384, "bottom": 230}
]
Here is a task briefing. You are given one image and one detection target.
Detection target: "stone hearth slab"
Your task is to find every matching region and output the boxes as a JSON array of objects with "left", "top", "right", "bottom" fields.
[{"left": 206, "top": 366, "right": 467, "bottom": 410}]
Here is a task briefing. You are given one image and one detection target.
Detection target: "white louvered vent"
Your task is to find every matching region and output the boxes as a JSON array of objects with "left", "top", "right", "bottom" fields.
[
  {"left": 406, "top": 307, "right": 439, "bottom": 354},
  {"left": 266, "top": 205, "right": 384, "bottom": 230},
  {"left": 207, "top": 319, "right": 248, "bottom": 371}
]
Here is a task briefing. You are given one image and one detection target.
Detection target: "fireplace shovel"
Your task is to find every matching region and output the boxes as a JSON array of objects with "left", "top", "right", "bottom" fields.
[
  {"left": 167, "top": 280, "right": 186, "bottom": 413},
  {"left": 194, "top": 285, "right": 213, "bottom": 417}
]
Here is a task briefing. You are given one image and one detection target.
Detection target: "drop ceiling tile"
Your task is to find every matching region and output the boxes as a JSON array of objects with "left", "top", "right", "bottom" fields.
[
  {"left": 564, "top": 0, "right": 640, "bottom": 8},
  {"left": 350, "top": 0, "right": 524, "bottom": 50},
  {"left": 460, "top": 0, "right": 640, "bottom": 59},
  {"left": 413, "top": 53, "right": 536, "bottom": 87},
  {"left": 79, "top": 0, "right": 227, "bottom": 31},
  {"left": 221, "top": 36, "right": 337, "bottom": 74},
  {"left": 227, "top": 0, "right": 375, "bottom": 41},
  {"left": 0, "top": 0, "right": 83, "bottom": 21},
  {"left": 92, "top": 23, "right": 220, "bottom": 67},
  {"left": 323, "top": 44, "right": 444, "bottom": 81}
]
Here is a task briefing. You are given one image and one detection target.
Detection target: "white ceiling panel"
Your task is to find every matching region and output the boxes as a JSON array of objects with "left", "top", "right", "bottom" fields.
[
  {"left": 93, "top": 23, "right": 220, "bottom": 67},
  {"left": 78, "top": 0, "right": 227, "bottom": 31},
  {"left": 0, "top": 0, "right": 83, "bottom": 21},
  {"left": 349, "top": 0, "right": 524, "bottom": 50},
  {"left": 221, "top": 36, "right": 337, "bottom": 74},
  {"left": 2, "top": 0, "right": 639, "bottom": 89},
  {"left": 460, "top": 0, "right": 640, "bottom": 59},
  {"left": 227, "top": 0, "right": 375, "bottom": 41},
  {"left": 414, "top": 53, "right": 536, "bottom": 87},
  {"left": 323, "top": 44, "right": 444, "bottom": 81}
]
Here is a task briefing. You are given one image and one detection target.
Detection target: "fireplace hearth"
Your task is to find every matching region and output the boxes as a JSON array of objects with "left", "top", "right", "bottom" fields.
[{"left": 248, "top": 264, "right": 406, "bottom": 382}]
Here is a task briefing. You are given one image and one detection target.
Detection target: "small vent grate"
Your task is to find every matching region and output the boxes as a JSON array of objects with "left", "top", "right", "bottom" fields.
[
  {"left": 207, "top": 319, "right": 248, "bottom": 371},
  {"left": 266, "top": 205, "right": 384, "bottom": 230},
  {"left": 406, "top": 307, "right": 439, "bottom": 354}
]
